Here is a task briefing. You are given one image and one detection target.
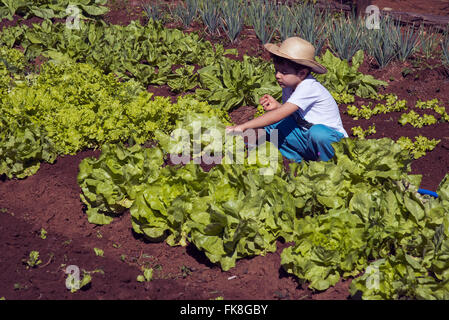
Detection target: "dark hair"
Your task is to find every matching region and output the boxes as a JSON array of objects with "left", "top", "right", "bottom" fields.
[{"left": 270, "top": 53, "right": 311, "bottom": 75}]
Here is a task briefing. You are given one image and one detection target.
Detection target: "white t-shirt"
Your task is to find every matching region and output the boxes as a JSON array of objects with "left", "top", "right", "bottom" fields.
[{"left": 283, "top": 74, "right": 348, "bottom": 137}]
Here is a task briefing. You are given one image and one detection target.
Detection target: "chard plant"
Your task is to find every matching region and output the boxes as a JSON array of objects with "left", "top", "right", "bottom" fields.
[
  {"left": 0, "top": 0, "right": 109, "bottom": 21},
  {"left": 314, "top": 49, "right": 387, "bottom": 98}
]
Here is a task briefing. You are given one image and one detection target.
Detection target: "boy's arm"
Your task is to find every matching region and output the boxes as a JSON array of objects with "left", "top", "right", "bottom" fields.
[{"left": 226, "top": 102, "right": 298, "bottom": 132}]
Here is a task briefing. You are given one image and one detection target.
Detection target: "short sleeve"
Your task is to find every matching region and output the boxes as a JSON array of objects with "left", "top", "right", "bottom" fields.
[{"left": 286, "top": 82, "right": 320, "bottom": 112}]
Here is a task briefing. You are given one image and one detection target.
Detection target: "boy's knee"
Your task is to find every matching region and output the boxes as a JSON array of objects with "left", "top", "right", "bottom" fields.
[{"left": 308, "top": 124, "right": 333, "bottom": 144}]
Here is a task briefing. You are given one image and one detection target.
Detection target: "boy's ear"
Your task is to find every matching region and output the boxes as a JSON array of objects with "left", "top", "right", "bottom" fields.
[{"left": 297, "top": 68, "right": 309, "bottom": 79}]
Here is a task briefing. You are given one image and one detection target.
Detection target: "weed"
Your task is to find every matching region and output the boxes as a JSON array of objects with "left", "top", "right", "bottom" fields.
[
  {"left": 181, "top": 265, "right": 193, "bottom": 278},
  {"left": 94, "top": 248, "right": 104, "bottom": 257},
  {"left": 39, "top": 228, "right": 47, "bottom": 240},
  {"left": 137, "top": 267, "right": 153, "bottom": 282},
  {"left": 23, "top": 251, "right": 42, "bottom": 268}
]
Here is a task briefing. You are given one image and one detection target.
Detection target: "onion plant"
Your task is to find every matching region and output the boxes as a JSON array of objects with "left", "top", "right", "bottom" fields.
[
  {"left": 392, "top": 20, "right": 420, "bottom": 62},
  {"left": 442, "top": 28, "right": 449, "bottom": 71},
  {"left": 170, "top": 0, "right": 199, "bottom": 28},
  {"left": 198, "top": 0, "right": 222, "bottom": 35},
  {"left": 220, "top": 0, "right": 244, "bottom": 43},
  {"left": 291, "top": 2, "right": 328, "bottom": 56},
  {"left": 141, "top": 1, "right": 164, "bottom": 22},
  {"left": 417, "top": 25, "right": 440, "bottom": 59},
  {"left": 245, "top": 0, "right": 279, "bottom": 44},
  {"left": 327, "top": 15, "right": 364, "bottom": 61},
  {"left": 277, "top": 5, "right": 297, "bottom": 41},
  {"left": 363, "top": 15, "right": 398, "bottom": 68}
]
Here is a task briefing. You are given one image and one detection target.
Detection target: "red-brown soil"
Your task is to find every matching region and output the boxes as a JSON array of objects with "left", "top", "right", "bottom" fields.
[
  {"left": 0, "top": 0, "right": 448, "bottom": 302},
  {"left": 371, "top": 0, "right": 449, "bottom": 16}
]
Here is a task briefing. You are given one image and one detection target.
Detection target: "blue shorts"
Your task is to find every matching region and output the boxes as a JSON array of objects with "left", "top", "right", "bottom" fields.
[{"left": 265, "top": 115, "right": 344, "bottom": 162}]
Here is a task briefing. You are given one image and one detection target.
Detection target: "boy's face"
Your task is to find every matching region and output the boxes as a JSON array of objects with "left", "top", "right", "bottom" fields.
[{"left": 273, "top": 60, "right": 306, "bottom": 89}]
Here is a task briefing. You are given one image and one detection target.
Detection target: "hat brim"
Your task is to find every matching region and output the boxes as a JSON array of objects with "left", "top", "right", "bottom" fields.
[{"left": 264, "top": 43, "right": 327, "bottom": 74}]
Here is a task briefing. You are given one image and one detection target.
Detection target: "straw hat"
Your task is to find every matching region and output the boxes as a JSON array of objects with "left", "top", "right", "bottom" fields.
[{"left": 264, "top": 37, "right": 327, "bottom": 74}]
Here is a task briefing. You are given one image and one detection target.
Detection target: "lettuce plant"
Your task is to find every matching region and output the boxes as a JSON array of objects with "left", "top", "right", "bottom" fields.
[{"left": 315, "top": 50, "right": 387, "bottom": 98}]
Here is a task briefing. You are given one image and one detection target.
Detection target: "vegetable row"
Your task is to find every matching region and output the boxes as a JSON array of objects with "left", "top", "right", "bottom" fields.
[{"left": 77, "top": 115, "right": 449, "bottom": 299}]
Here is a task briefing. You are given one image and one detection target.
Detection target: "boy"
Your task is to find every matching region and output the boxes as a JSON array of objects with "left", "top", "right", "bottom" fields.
[{"left": 226, "top": 37, "right": 348, "bottom": 163}]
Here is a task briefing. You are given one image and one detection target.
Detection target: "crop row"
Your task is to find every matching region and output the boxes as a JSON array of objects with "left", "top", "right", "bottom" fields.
[
  {"left": 144, "top": 0, "right": 449, "bottom": 69},
  {"left": 77, "top": 114, "right": 449, "bottom": 299}
]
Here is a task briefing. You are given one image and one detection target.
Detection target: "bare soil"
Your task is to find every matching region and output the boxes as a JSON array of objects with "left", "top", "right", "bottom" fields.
[{"left": 0, "top": 0, "right": 448, "bottom": 301}]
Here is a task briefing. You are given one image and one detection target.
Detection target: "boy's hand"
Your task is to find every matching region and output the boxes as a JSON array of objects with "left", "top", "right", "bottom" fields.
[
  {"left": 225, "top": 124, "right": 245, "bottom": 134},
  {"left": 259, "top": 94, "right": 281, "bottom": 111}
]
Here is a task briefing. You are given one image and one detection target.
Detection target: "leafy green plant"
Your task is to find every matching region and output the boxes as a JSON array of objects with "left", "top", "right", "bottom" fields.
[
  {"left": 23, "top": 251, "right": 42, "bottom": 268},
  {"left": 39, "top": 228, "right": 47, "bottom": 240},
  {"left": 195, "top": 55, "right": 281, "bottom": 111},
  {"left": 350, "top": 248, "right": 449, "bottom": 299},
  {"left": 314, "top": 50, "right": 388, "bottom": 98},
  {"left": 331, "top": 91, "right": 355, "bottom": 104},
  {"left": 78, "top": 125, "right": 449, "bottom": 296},
  {"left": 94, "top": 248, "right": 104, "bottom": 257},
  {"left": 66, "top": 270, "right": 92, "bottom": 293},
  {"left": 0, "top": 58, "right": 229, "bottom": 179},
  {"left": 396, "top": 136, "right": 441, "bottom": 159},
  {"left": 416, "top": 98, "right": 449, "bottom": 122},
  {"left": 167, "top": 65, "right": 199, "bottom": 93},
  {"left": 351, "top": 124, "right": 376, "bottom": 139},
  {"left": 398, "top": 111, "right": 438, "bottom": 128},
  {"left": 0, "top": 0, "right": 109, "bottom": 21},
  {"left": 137, "top": 267, "right": 153, "bottom": 282},
  {"left": 0, "top": 19, "right": 232, "bottom": 89},
  {"left": 345, "top": 94, "right": 407, "bottom": 120}
]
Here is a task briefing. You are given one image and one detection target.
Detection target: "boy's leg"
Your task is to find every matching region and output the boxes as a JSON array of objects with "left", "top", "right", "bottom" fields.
[
  {"left": 304, "top": 124, "right": 345, "bottom": 161},
  {"left": 265, "top": 115, "right": 309, "bottom": 163}
]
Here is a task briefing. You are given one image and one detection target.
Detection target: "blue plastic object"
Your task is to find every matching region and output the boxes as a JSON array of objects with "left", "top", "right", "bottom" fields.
[{"left": 418, "top": 188, "right": 439, "bottom": 198}]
